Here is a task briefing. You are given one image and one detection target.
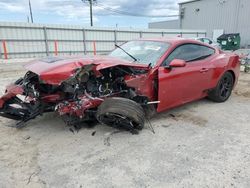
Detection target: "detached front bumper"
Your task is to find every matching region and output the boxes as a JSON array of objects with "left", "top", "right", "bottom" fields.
[
  {"left": 0, "top": 84, "right": 24, "bottom": 107},
  {"left": 0, "top": 84, "right": 27, "bottom": 121}
]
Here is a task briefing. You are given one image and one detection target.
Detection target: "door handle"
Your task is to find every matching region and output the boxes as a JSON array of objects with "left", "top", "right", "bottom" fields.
[{"left": 200, "top": 68, "right": 209, "bottom": 73}]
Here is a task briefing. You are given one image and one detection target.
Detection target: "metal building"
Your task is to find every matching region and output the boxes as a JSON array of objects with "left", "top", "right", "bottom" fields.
[
  {"left": 148, "top": 20, "right": 180, "bottom": 29},
  {"left": 149, "top": 0, "right": 250, "bottom": 47}
]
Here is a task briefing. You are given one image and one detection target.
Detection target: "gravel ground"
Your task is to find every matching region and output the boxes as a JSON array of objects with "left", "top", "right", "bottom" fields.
[{"left": 0, "top": 60, "right": 250, "bottom": 188}]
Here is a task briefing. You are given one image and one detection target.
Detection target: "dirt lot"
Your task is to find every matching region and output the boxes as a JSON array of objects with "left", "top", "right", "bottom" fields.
[{"left": 0, "top": 60, "right": 250, "bottom": 188}]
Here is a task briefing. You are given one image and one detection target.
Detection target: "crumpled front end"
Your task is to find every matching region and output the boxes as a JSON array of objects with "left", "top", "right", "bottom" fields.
[
  {"left": 0, "top": 73, "right": 58, "bottom": 127},
  {"left": 0, "top": 84, "right": 28, "bottom": 121},
  {"left": 0, "top": 58, "right": 155, "bottom": 130},
  {"left": 54, "top": 63, "right": 156, "bottom": 126},
  {"left": 56, "top": 95, "right": 103, "bottom": 125}
]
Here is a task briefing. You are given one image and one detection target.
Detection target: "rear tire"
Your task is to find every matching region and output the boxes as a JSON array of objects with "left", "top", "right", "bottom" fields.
[
  {"left": 96, "top": 97, "right": 145, "bottom": 130},
  {"left": 208, "top": 72, "right": 234, "bottom": 102}
]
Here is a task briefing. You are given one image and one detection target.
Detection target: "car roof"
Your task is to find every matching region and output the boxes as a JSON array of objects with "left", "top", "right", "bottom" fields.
[
  {"left": 137, "top": 37, "right": 185, "bottom": 43},
  {"left": 137, "top": 37, "right": 211, "bottom": 47}
]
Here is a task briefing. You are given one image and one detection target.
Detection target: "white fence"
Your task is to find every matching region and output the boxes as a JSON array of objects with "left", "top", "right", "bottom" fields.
[{"left": 0, "top": 22, "right": 206, "bottom": 59}]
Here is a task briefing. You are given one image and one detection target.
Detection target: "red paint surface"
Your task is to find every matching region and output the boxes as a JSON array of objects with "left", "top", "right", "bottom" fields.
[
  {"left": 57, "top": 96, "right": 102, "bottom": 118},
  {"left": 124, "top": 69, "right": 157, "bottom": 101},
  {"left": 24, "top": 56, "right": 149, "bottom": 85},
  {"left": 41, "top": 93, "right": 63, "bottom": 103},
  {"left": 169, "top": 59, "right": 186, "bottom": 67},
  {"left": 155, "top": 40, "right": 240, "bottom": 112},
  {"left": 0, "top": 99, "right": 4, "bottom": 108},
  {"left": 0, "top": 84, "right": 24, "bottom": 108}
]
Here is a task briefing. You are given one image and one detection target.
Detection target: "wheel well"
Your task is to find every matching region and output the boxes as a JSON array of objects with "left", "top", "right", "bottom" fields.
[{"left": 227, "top": 70, "right": 236, "bottom": 84}]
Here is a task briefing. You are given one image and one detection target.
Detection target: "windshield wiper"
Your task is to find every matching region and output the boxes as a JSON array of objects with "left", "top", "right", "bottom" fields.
[{"left": 115, "top": 44, "right": 137, "bottom": 62}]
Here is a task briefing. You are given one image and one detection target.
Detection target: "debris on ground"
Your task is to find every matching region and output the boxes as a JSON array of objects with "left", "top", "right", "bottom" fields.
[{"left": 23, "top": 135, "right": 31, "bottom": 140}]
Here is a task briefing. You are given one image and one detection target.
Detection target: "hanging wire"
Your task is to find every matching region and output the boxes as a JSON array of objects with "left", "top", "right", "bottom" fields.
[{"left": 82, "top": 1, "right": 179, "bottom": 18}]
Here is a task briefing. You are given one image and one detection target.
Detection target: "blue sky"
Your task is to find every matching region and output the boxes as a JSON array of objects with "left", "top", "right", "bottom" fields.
[{"left": 0, "top": 0, "right": 182, "bottom": 28}]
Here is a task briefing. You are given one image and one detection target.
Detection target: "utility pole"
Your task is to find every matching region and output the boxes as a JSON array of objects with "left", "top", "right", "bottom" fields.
[
  {"left": 89, "top": 0, "right": 93, "bottom": 26},
  {"left": 28, "top": 0, "right": 33, "bottom": 23},
  {"left": 82, "top": 0, "right": 95, "bottom": 26}
]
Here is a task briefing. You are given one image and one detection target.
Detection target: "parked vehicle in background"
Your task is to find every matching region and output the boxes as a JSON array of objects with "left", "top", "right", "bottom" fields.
[
  {"left": 194, "top": 37, "right": 221, "bottom": 49},
  {"left": 0, "top": 38, "right": 240, "bottom": 132}
]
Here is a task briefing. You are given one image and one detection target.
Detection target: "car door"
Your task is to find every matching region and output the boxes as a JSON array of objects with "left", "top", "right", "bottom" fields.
[{"left": 157, "top": 43, "right": 215, "bottom": 112}]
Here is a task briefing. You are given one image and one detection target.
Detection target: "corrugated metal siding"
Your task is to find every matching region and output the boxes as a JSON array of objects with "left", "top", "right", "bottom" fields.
[
  {"left": 0, "top": 22, "right": 206, "bottom": 59},
  {"left": 148, "top": 20, "right": 180, "bottom": 29},
  {"left": 180, "top": 0, "right": 250, "bottom": 46},
  {"left": 236, "top": 0, "right": 250, "bottom": 47},
  {"left": 116, "top": 31, "right": 140, "bottom": 41}
]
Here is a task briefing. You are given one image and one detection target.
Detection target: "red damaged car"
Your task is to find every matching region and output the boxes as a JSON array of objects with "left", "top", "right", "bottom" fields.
[{"left": 0, "top": 38, "right": 240, "bottom": 131}]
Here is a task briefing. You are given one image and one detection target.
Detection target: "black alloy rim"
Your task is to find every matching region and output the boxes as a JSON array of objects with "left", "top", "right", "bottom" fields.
[{"left": 219, "top": 75, "right": 233, "bottom": 99}]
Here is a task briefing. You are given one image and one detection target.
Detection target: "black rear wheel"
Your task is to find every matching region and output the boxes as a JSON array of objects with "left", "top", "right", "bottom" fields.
[
  {"left": 208, "top": 72, "right": 234, "bottom": 102},
  {"left": 96, "top": 97, "right": 145, "bottom": 131}
]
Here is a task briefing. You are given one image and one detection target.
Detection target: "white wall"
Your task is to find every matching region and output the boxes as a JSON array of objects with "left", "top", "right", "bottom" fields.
[
  {"left": 0, "top": 22, "right": 206, "bottom": 59},
  {"left": 148, "top": 20, "right": 180, "bottom": 29}
]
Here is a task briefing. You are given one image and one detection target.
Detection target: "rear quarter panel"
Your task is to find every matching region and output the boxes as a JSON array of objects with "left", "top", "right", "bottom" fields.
[
  {"left": 227, "top": 53, "right": 240, "bottom": 87},
  {"left": 209, "top": 51, "right": 240, "bottom": 89}
]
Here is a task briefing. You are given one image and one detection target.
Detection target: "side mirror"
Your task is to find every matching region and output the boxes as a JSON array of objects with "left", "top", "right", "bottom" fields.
[{"left": 168, "top": 59, "right": 186, "bottom": 68}]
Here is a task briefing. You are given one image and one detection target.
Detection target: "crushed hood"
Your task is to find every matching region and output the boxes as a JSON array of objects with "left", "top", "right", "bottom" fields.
[{"left": 25, "top": 56, "right": 149, "bottom": 85}]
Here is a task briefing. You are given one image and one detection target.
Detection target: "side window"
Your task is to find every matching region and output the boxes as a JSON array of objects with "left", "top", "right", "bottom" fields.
[{"left": 162, "top": 44, "right": 215, "bottom": 66}]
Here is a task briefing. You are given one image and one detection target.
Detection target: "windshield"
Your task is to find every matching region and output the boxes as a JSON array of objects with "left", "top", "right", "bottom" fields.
[{"left": 109, "top": 41, "right": 170, "bottom": 66}]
